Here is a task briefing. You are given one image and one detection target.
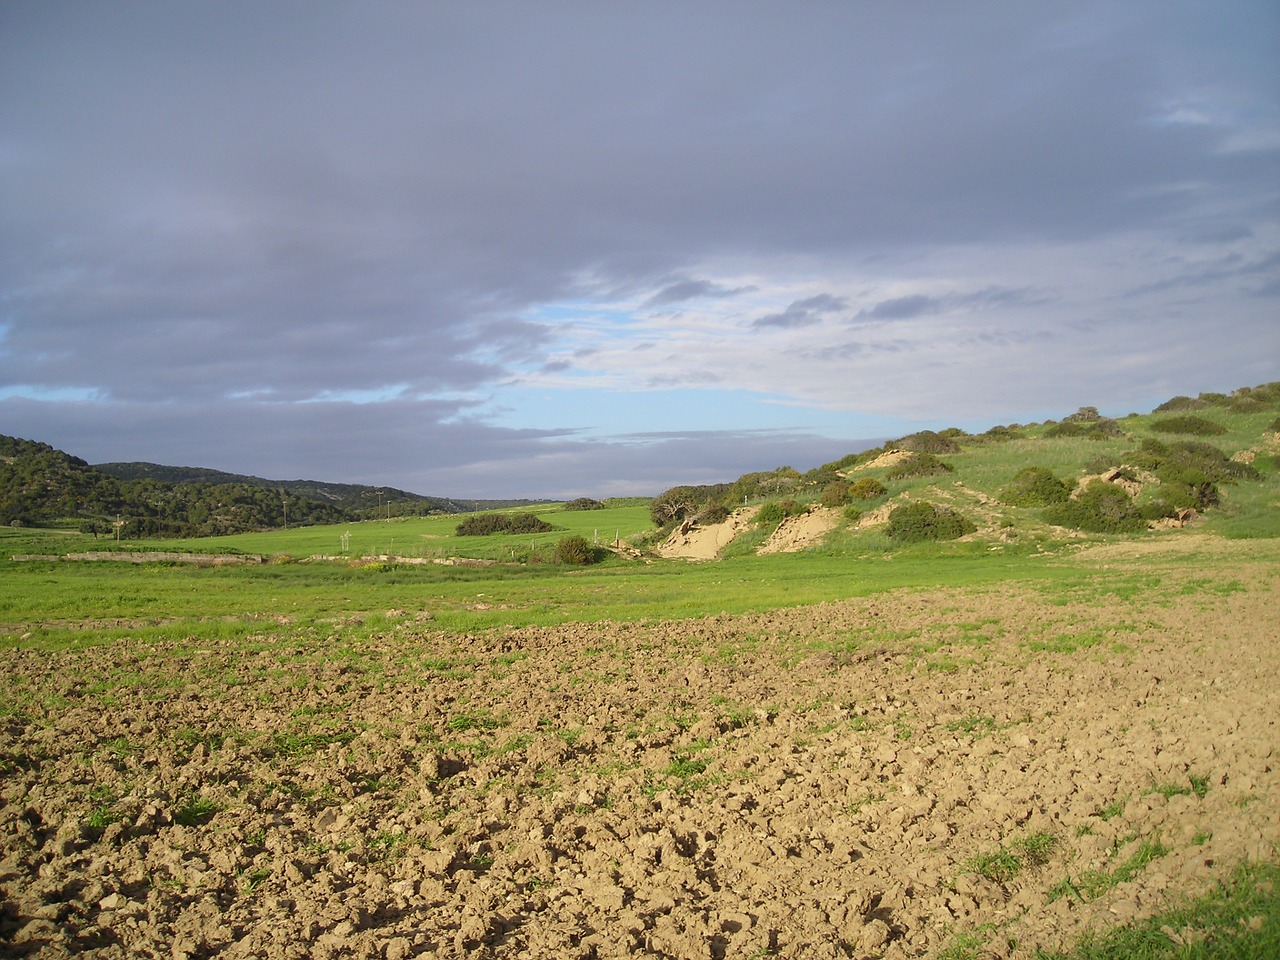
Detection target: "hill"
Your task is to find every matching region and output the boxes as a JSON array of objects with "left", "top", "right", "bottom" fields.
[
  {"left": 0, "top": 440, "right": 543, "bottom": 538},
  {"left": 645, "top": 382, "right": 1280, "bottom": 558}
]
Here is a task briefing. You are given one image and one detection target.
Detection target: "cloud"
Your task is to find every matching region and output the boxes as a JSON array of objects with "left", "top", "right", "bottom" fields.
[
  {"left": 643, "top": 278, "right": 749, "bottom": 308},
  {"left": 0, "top": 3, "right": 1275, "bottom": 497},
  {"left": 859, "top": 294, "right": 941, "bottom": 321},
  {"left": 752, "top": 294, "right": 848, "bottom": 329}
]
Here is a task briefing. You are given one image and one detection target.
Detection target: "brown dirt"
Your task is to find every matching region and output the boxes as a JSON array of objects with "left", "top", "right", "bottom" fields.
[
  {"left": 655, "top": 509, "right": 759, "bottom": 561},
  {"left": 758, "top": 508, "right": 842, "bottom": 555},
  {"left": 2, "top": 562, "right": 1277, "bottom": 959}
]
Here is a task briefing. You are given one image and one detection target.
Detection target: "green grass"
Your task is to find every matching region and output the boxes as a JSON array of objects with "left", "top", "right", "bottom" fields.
[
  {"left": 1037, "top": 859, "right": 1280, "bottom": 960},
  {"left": 966, "top": 832, "right": 1060, "bottom": 884},
  {"left": 1050, "top": 835, "right": 1171, "bottom": 903}
]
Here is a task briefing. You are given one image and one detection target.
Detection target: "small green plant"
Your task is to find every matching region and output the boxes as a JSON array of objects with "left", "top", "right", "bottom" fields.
[
  {"left": 174, "top": 793, "right": 220, "bottom": 827},
  {"left": 1050, "top": 834, "right": 1169, "bottom": 902},
  {"left": 966, "top": 832, "right": 1058, "bottom": 884}
]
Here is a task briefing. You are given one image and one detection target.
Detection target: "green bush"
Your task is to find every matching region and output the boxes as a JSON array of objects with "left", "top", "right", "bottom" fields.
[
  {"left": 697, "top": 503, "right": 731, "bottom": 525},
  {"left": 843, "top": 506, "right": 862, "bottom": 524},
  {"left": 554, "top": 535, "right": 597, "bottom": 565},
  {"left": 895, "top": 430, "right": 962, "bottom": 454},
  {"left": 999, "top": 467, "right": 1072, "bottom": 507},
  {"left": 819, "top": 481, "right": 850, "bottom": 507},
  {"left": 563, "top": 497, "right": 605, "bottom": 511},
  {"left": 1149, "top": 415, "right": 1227, "bottom": 436},
  {"left": 885, "top": 502, "right": 976, "bottom": 542},
  {"left": 456, "top": 513, "right": 556, "bottom": 536},
  {"left": 1041, "top": 481, "right": 1146, "bottom": 534},
  {"left": 1154, "top": 395, "right": 1207, "bottom": 412},
  {"left": 1268, "top": 416, "right": 1280, "bottom": 432},
  {"left": 754, "top": 499, "right": 806, "bottom": 527},
  {"left": 1044, "top": 418, "right": 1123, "bottom": 440},
  {"left": 847, "top": 477, "right": 887, "bottom": 500},
  {"left": 977, "top": 425, "right": 1022, "bottom": 442},
  {"left": 885, "top": 453, "right": 954, "bottom": 480}
]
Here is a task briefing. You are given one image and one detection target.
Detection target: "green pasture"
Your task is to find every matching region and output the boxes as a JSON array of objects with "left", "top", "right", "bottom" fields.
[{"left": 5, "top": 509, "right": 1278, "bottom": 654}]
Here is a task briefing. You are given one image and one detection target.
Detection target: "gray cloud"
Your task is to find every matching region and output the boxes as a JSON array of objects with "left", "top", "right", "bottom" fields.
[
  {"left": 752, "top": 294, "right": 849, "bottom": 329},
  {"left": 643, "top": 278, "right": 749, "bottom": 308},
  {"left": 860, "top": 294, "right": 941, "bottom": 321},
  {"left": 0, "top": 2, "right": 1276, "bottom": 496}
]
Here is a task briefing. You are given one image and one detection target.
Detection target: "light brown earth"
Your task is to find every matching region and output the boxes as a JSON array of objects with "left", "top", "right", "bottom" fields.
[
  {"left": 2, "top": 553, "right": 1278, "bottom": 959},
  {"left": 655, "top": 509, "right": 759, "bottom": 561},
  {"left": 757, "top": 508, "right": 842, "bottom": 555}
]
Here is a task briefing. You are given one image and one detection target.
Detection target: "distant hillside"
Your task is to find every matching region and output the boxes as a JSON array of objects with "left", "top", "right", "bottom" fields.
[
  {"left": 647, "top": 381, "right": 1280, "bottom": 550},
  {"left": 94, "top": 461, "right": 465, "bottom": 514},
  {"left": 1, "top": 439, "right": 545, "bottom": 538}
]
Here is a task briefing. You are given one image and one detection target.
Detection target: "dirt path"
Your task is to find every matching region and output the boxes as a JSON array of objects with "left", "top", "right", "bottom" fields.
[{"left": 2, "top": 561, "right": 1277, "bottom": 959}]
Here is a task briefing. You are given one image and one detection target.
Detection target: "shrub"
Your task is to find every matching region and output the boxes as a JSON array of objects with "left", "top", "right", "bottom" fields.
[
  {"left": 885, "top": 453, "right": 954, "bottom": 480},
  {"left": 843, "top": 506, "right": 863, "bottom": 524},
  {"left": 999, "top": 467, "right": 1072, "bottom": 507},
  {"left": 696, "top": 503, "right": 731, "bottom": 525},
  {"left": 754, "top": 499, "right": 806, "bottom": 527},
  {"left": 456, "top": 513, "right": 555, "bottom": 536},
  {"left": 977, "top": 425, "right": 1022, "bottom": 442},
  {"left": 895, "top": 430, "right": 962, "bottom": 454},
  {"left": 1268, "top": 417, "right": 1280, "bottom": 433},
  {"left": 819, "top": 481, "right": 850, "bottom": 508},
  {"left": 848, "top": 477, "right": 887, "bottom": 500},
  {"left": 1041, "top": 481, "right": 1146, "bottom": 534},
  {"left": 1044, "top": 418, "right": 1123, "bottom": 440},
  {"left": 563, "top": 497, "right": 605, "bottom": 511},
  {"left": 1149, "top": 415, "right": 1227, "bottom": 436},
  {"left": 1154, "top": 395, "right": 1207, "bottom": 413},
  {"left": 554, "top": 535, "right": 597, "bottom": 565},
  {"left": 885, "top": 502, "right": 976, "bottom": 542}
]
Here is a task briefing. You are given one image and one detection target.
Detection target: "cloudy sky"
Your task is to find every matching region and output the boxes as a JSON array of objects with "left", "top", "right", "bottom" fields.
[{"left": 2, "top": 2, "right": 1277, "bottom": 498}]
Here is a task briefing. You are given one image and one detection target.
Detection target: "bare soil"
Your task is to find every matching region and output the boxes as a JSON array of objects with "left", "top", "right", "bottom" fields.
[{"left": 2, "top": 559, "right": 1277, "bottom": 959}]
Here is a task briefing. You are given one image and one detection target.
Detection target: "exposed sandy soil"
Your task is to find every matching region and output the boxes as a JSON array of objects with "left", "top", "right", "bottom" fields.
[
  {"left": 655, "top": 509, "right": 759, "bottom": 561},
  {"left": 2, "top": 558, "right": 1278, "bottom": 959},
  {"left": 758, "top": 508, "right": 842, "bottom": 555}
]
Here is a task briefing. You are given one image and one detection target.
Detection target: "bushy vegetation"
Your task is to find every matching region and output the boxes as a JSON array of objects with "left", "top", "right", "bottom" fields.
[
  {"left": 847, "top": 477, "right": 888, "bottom": 500},
  {"left": 456, "top": 513, "right": 556, "bottom": 536},
  {"left": 754, "top": 500, "right": 807, "bottom": 527},
  {"left": 885, "top": 502, "right": 976, "bottom": 542},
  {"left": 1154, "top": 395, "right": 1207, "bottom": 413},
  {"left": 885, "top": 453, "right": 954, "bottom": 480},
  {"left": 1149, "top": 415, "right": 1226, "bottom": 436},
  {"left": 819, "top": 481, "right": 850, "bottom": 507},
  {"left": 553, "top": 535, "right": 597, "bottom": 565},
  {"left": 1125, "top": 439, "right": 1259, "bottom": 516},
  {"left": 1045, "top": 416, "right": 1124, "bottom": 440},
  {"left": 1042, "top": 481, "right": 1146, "bottom": 534},
  {"left": 1000, "top": 467, "right": 1072, "bottom": 507},
  {"left": 895, "top": 430, "right": 963, "bottom": 454},
  {"left": 0, "top": 435, "right": 350, "bottom": 535},
  {"left": 563, "top": 498, "right": 605, "bottom": 511}
]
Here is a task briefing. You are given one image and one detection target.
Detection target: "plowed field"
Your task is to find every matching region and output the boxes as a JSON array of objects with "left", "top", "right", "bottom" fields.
[{"left": 2, "top": 555, "right": 1277, "bottom": 959}]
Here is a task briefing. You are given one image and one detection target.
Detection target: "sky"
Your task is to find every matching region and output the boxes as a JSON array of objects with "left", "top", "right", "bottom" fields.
[{"left": 2, "top": 2, "right": 1277, "bottom": 499}]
